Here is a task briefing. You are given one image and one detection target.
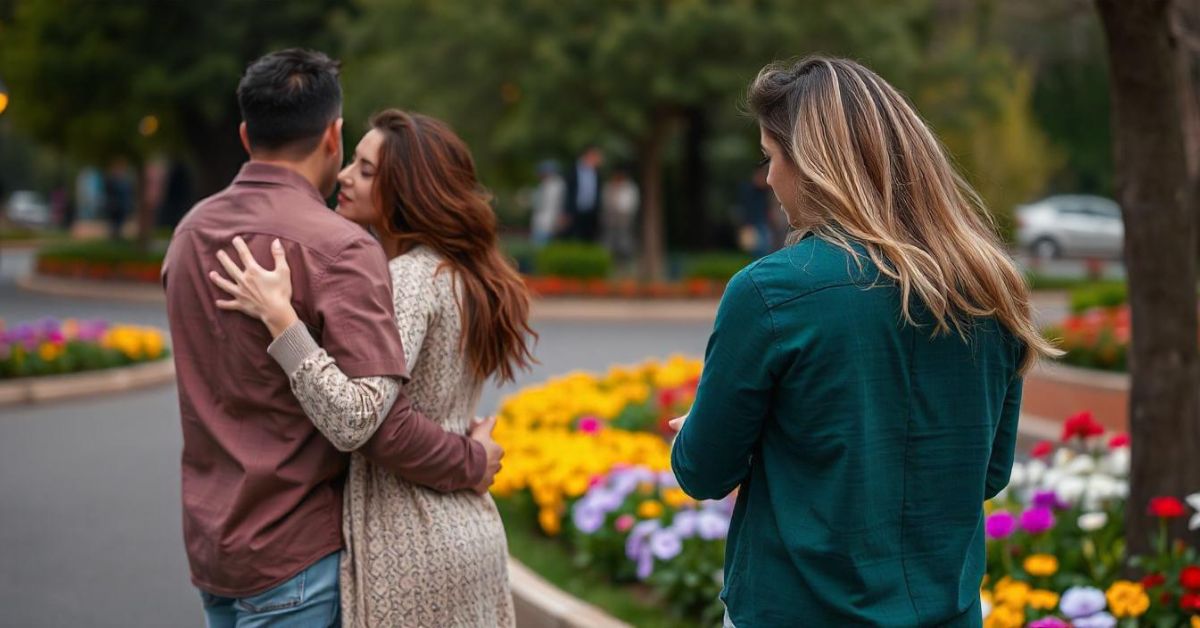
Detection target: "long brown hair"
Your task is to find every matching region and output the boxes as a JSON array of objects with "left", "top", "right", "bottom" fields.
[
  {"left": 747, "top": 57, "right": 1059, "bottom": 374},
  {"left": 369, "top": 109, "right": 536, "bottom": 383}
]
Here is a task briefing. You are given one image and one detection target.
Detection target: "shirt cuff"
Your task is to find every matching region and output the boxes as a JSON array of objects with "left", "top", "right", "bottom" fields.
[{"left": 267, "top": 321, "right": 321, "bottom": 376}]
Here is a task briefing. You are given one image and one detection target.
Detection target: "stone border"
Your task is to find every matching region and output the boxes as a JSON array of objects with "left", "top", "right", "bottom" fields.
[
  {"left": 508, "top": 557, "right": 631, "bottom": 628},
  {"left": 0, "top": 358, "right": 175, "bottom": 407},
  {"left": 18, "top": 274, "right": 165, "bottom": 303}
]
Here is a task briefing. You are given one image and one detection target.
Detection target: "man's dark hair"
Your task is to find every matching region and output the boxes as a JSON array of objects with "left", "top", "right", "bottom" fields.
[{"left": 236, "top": 49, "right": 342, "bottom": 156}]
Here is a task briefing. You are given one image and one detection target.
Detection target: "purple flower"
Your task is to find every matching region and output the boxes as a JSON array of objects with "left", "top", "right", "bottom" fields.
[
  {"left": 657, "top": 471, "right": 679, "bottom": 489},
  {"left": 625, "top": 520, "right": 661, "bottom": 561},
  {"left": 670, "top": 510, "right": 699, "bottom": 537},
  {"left": 1028, "top": 619, "right": 1069, "bottom": 628},
  {"left": 636, "top": 548, "right": 654, "bottom": 580},
  {"left": 1033, "top": 489, "right": 1068, "bottom": 511},
  {"left": 586, "top": 489, "right": 624, "bottom": 513},
  {"left": 1020, "top": 506, "right": 1057, "bottom": 535},
  {"left": 1059, "top": 586, "right": 1107, "bottom": 619},
  {"left": 985, "top": 511, "right": 1016, "bottom": 539},
  {"left": 649, "top": 529, "right": 683, "bottom": 560},
  {"left": 697, "top": 510, "right": 730, "bottom": 540},
  {"left": 1071, "top": 612, "right": 1116, "bottom": 628},
  {"left": 571, "top": 502, "right": 605, "bottom": 535}
]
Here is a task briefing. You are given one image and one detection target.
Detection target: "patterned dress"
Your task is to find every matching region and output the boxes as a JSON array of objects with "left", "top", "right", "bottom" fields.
[{"left": 286, "top": 246, "right": 514, "bottom": 628}]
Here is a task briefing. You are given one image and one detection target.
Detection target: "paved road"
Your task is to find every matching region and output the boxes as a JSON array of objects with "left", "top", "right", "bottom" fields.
[{"left": 0, "top": 250, "right": 714, "bottom": 627}]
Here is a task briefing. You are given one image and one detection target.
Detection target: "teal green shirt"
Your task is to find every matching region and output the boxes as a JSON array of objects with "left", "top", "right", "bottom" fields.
[{"left": 672, "top": 236, "right": 1023, "bottom": 627}]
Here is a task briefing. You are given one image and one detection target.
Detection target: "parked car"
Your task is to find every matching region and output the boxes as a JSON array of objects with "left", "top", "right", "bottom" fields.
[
  {"left": 1016, "top": 194, "right": 1123, "bottom": 259},
  {"left": 4, "top": 190, "right": 51, "bottom": 227}
]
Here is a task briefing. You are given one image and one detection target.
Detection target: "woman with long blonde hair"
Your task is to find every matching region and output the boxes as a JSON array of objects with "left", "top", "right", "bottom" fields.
[{"left": 671, "top": 57, "right": 1058, "bottom": 626}]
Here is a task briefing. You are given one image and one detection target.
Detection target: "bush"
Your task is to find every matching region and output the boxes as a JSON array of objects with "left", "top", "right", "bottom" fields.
[
  {"left": 37, "top": 239, "right": 166, "bottom": 265},
  {"left": 682, "top": 253, "right": 751, "bottom": 282},
  {"left": 1069, "top": 283, "right": 1128, "bottom": 314},
  {"left": 534, "top": 243, "right": 612, "bottom": 279}
]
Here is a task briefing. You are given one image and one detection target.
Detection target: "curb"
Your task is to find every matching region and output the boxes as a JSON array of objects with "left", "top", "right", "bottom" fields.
[
  {"left": 18, "top": 274, "right": 165, "bottom": 303},
  {"left": 508, "top": 557, "right": 631, "bottom": 628},
  {"left": 0, "top": 358, "right": 175, "bottom": 407}
]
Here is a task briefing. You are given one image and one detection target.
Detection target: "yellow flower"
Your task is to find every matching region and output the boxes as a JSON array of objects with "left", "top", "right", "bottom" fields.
[
  {"left": 38, "top": 342, "right": 62, "bottom": 362},
  {"left": 983, "top": 604, "right": 1023, "bottom": 628},
  {"left": 662, "top": 488, "right": 691, "bottom": 509},
  {"left": 1191, "top": 616, "right": 1200, "bottom": 628},
  {"left": 992, "top": 578, "right": 1030, "bottom": 610},
  {"left": 637, "top": 500, "right": 664, "bottom": 519},
  {"left": 538, "top": 508, "right": 561, "bottom": 536},
  {"left": 1023, "top": 554, "right": 1059, "bottom": 578},
  {"left": 1028, "top": 589, "right": 1059, "bottom": 611},
  {"left": 1105, "top": 580, "right": 1149, "bottom": 618}
]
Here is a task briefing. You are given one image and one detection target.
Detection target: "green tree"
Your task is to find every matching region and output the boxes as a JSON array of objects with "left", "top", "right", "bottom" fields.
[{"left": 0, "top": 0, "right": 348, "bottom": 242}]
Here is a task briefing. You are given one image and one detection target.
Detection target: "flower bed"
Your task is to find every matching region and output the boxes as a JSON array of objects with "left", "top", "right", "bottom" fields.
[
  {"left": 1043, "top": 304, "right": 1200, "bottom": 373},
  {"left": 522, "top": 276, "right": 726, "bottom": 299},
  {"left": 983, "top": 410, "right": 1200, "bottom": 627},
  {"left": 35, "top": 241, "right": 165, "bottom": 284},
  {"left": 0, "top": 318, "right": 169, "bottom": 379}
]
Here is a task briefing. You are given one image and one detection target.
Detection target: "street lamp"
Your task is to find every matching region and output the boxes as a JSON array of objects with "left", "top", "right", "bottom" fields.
[{"left": 0, "top": 76, "right": 8, "bottom": 116}]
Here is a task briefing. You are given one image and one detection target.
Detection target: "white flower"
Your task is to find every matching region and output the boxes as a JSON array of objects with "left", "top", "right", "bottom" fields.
[
  {"left": 1025, "top": 459, "right": 1048, "bottom": 487},
  {"left": 1083, "top": 474, "right": 1120, "bottom": 510},
  {"left": 1053, "top": 447, "right": 1074, "bottom": 469},
  {"left": 1008, "top": 462, "right": 1026, "bottom": 488},
  {"left": 980, "top": 594, "right": 991, "bottom": 619},
  {"left": 1055, "top": 476, "right": 1087, "bottom": 506},
  {"left": 1065, "top": 454, "right": 1096, "bottom": 476},
  {"left": 1101, "top": 448, "right": 1130, "bottom": 477},
  {"left": 1078, "top": 511, "right": 1108, "bottom": 532},
  {"left": 1187, "top": 493, "right": 1200, "bottom": 531}
]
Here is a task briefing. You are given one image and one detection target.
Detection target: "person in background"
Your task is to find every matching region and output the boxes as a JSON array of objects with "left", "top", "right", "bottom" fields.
[
  {"left": 601, "top": 166, "right": 639, "bottom": 275},
  {"left": 563, "top": 145, "right": 604, "bottom": 242},
  {"left": 670, "top": 56, "right": 1060, "bottom": 627},
  {"left": 530, "top": 159, "right": 565, "bottom": 247},
  {"left": 102, "top": 157, "right": 135, "bottom": 240},
  {"left": 736, "top": 163, "right": 773, "bottom": 258}
]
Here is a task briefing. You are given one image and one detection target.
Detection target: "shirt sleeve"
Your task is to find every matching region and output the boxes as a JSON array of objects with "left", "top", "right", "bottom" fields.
[
  {"left": 985, "top": 375, "right": 1024, "bottom": 500},
  {"left": 267, "top": 321, "right": 399, "bottom": 452},
  {"left": 312, "top": 236, "right": 410, "bottom": 378},
  {"left": 672, "top": 269, "right": 778, "bottom": 500}
]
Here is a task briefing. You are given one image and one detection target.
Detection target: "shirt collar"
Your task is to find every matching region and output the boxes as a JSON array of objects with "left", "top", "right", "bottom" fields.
[{"left": 233, "top": 162, "right": 327, "bottom": 205}]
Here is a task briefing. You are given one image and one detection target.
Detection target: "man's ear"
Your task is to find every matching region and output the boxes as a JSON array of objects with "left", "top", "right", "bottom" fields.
[
  {"left": 239, "top": 122, "right": 252, "bottom": 156},
  {"left": 325, "top": 118, "right": 344, "bottom": 155}
]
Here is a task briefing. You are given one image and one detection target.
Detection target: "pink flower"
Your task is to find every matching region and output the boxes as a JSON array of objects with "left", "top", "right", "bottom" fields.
[
  {"left": 1108, "top": 433, "right": 1130, "bottom": 449},
  {"left": 615, "top": 514, "right": 635, "bottom": 533},
  {"left": 577, "top": 416, "right": 603, "bottom": 434}
]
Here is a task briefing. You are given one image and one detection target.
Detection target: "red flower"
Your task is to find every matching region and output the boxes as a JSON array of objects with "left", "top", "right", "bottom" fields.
[
  {"left": 1180, "top": 592, "right": 1200, "bottom": 612},
  {"left": 1031, "top": 441, "right": 1054, "bottom": 458},
  {"left": 1142, "top": 573, "right": 1166, "bottom": 589},
  {"left": 1108, "top": 433, "right": 1130, "bottom": 449},
  {"left": 1181, "top": 566, "right": 1200, "bottom": 590},
  {"left": 1149, "top": 496, "right": 1187, "bottom": 519},
  {"left": 1061, "top": 411, "right": 1105, "bottom": 441}
]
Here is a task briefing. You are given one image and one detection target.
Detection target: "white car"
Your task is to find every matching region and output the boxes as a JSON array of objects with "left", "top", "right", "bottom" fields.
[
  {"left": 1016, "top": 195, "right": 1123, "bottom": 260},
  {"left": 5, "top": 190, "right": 51, "bottom": 227}
]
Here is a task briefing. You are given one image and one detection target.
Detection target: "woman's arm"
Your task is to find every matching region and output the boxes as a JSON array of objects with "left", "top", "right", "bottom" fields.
[
  {"left": 209, "top": 236, "right": 400, "bottom": 451},
  {"left": 671, "top": 269, "right": 778, "bottom": 500},
  {"left": 985, "top": 375, "right": 1024, "bottom": 500}
]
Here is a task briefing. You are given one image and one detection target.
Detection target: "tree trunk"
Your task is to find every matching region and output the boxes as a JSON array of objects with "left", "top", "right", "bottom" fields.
[
  {"left": 639, "top": 110, "right": 672, "bottom": 281},
  {"left": 1097, "top": 0, "right": 1200, "bottom": 556}
]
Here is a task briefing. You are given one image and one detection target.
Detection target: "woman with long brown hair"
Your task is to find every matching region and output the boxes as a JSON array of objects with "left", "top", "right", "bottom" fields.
[{"left": 210, "top": 109, "right": 534, "bottom": 626}]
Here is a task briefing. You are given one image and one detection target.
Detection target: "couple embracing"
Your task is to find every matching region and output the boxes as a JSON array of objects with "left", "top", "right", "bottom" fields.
[{"left": 164, "top": 49, "right": 530, "bottom": 627}]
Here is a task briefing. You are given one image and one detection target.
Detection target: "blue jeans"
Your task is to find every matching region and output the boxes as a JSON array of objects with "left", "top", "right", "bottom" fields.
[{"left": 199, "top": 552, "right": 340, "bottom": 628}]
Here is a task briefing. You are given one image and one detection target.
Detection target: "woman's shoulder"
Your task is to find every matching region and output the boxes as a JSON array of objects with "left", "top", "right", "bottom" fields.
[
  {"left": 389, "top": 246, "right": 452, "bottom": 291},
  {"left": 744, "top": 236, "right": 880, "bottom": 306}
]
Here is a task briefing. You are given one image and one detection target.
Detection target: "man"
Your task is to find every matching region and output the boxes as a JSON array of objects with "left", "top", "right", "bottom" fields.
[
  {"left": 562, "top": 145, "right": 604, "bottom": 241},
  {"left": 162, "top": 49, "right": 502, "bottom": 627}
]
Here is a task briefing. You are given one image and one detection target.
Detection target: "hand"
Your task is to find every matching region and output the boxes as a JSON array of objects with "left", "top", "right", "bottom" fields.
[
  {"left": 668, "top": 413, "right": 688, "bottom": 432},
  {"left": 468, "top": 416, "right": 504, "bottom": 495},
  {"left": 208, "top": 237, "right": 298, "bottom": 337}
]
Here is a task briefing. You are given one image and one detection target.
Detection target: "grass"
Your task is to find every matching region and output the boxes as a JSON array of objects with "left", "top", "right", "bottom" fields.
[
  {"left": 1025, "top": 273, "right": 1125, "bottom": 293},
  {"left": 497, "top": 496, "right": 696, "bottom": 628}
]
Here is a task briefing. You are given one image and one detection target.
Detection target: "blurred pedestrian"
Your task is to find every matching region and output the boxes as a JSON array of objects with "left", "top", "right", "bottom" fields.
[
  {"left": 102, "top": 157, "right": 135, "bottom": 240},
  {"left": 736, "top": 163, "right": 773, "bottom": 258},
  {"left": 563, "top": 145, "right": 604, "bottom": 242},
  {"left": 530, "top": 159, "right": 565, "bottom": 247},
  {"left": 602, "top": 166, "right": 639, "bottom": 274}
]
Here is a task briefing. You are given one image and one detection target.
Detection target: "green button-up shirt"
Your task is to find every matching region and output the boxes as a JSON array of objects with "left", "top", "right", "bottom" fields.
[{"left": 672, "top": 235, "right": 1023, "bottom": 627}]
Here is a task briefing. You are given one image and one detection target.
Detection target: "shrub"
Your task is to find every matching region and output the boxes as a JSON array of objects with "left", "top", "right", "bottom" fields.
[
  {"left": 534, "top": 243, "right": 612, "bottom": 279},
  {"left": 682, "top": 253, "right": 751, "bottom": 282},
  {"left": 1069, "top": 283, "right": 1128, "bottom": 314}
]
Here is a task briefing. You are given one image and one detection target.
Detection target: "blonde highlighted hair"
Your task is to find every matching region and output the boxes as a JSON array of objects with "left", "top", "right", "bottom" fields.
[{"left": 747, "top": 56, "right": 1059, "bottom": 373}]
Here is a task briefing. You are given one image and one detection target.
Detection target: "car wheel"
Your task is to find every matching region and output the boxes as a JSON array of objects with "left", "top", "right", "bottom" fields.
[{"left": 1031, "top": 237, "right": 1062, "bottom": 260}]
